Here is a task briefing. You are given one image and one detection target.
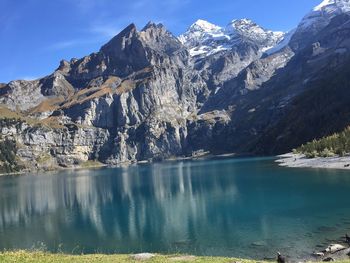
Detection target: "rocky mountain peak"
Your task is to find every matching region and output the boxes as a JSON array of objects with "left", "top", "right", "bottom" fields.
[
  {"left": 225, "top": 18, "right": 256, "bottom": 32},
  {"left": 100, "top": 23, "right": 138, "bottom": 53},
  {"left": 225, "top": 19, "right": 284, "bottom": 47},
  {"left": 57, "top": 60, "right": 71, "bottom": 73},
  {"left": 180, "top": 18, "right": 284, "bottom": 58},
  {"left": 139, "top": 22, "right": 184, "bottom": 57},
  {"left": 290, "top": 0, "right": 350, "bottom": 50},
  {"left": 298, "top": 0, "right": 350, "bottom": 30},
  {"left": 178, "top": 19, "right": 223, "bottom": 47},
  {"left": 189, "top": 19, "right": 222, "bottom": 32},
  {"left": 142, "top": 21, "right": 166, "bottom": 32}
]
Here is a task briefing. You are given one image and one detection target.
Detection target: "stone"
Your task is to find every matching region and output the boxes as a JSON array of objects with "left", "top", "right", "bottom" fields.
[
  {"left": 325, "top": 244, "right": 346, "bottom": 253},
  {"left": 312, "top": 251, "right": 325, "bottom": 257},
  {"left": 131, "top": 253, "right": 155, "bottom": 260}
]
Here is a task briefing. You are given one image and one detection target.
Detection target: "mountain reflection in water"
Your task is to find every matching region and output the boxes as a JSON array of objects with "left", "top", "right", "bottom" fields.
[{"left": 0, "top": 157, "right": 350, "bottom": 260}]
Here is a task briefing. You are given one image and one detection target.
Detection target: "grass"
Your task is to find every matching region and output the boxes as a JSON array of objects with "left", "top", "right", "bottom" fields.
[
  {"left": 0, "top": 106, "right": 64, "bottom": 129},
  {"left": 0, "top": 106, "right": 24, "bottom": 120},
  {"left": 79, "top": 160, "right": 105, "bottom": 168},
  {"left": 0, "top": 251, "right": 262, "bottom": 263},
  {"left": 1, "top": 251, "right": 350, "bottom": 263}
]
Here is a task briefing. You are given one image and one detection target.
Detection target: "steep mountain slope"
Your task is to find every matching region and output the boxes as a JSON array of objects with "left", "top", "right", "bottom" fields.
[
  {"left": 0, "top": 22, "right": 207, "bottom": 169},
  {"left": 186, "top": 4, "right": 350, "bottom": 155},
  {"left": 1, "top": 0, "right": 350, "bottom": 172},
  {"left": 235, "top": 13, "right": 350, "bottom": 155}
]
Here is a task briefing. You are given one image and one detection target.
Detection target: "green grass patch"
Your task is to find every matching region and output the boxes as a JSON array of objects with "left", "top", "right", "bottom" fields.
[
  {"left": 0, "top": 251, "right": 262, "bottom": 263},
  {"left": 79, "top": 160, "right": 105, "bottom": 168}
]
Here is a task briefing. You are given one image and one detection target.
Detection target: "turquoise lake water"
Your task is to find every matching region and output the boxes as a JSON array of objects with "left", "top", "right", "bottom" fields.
[{"left": 0, "top": 157, "right": 350, "bottom": 260}]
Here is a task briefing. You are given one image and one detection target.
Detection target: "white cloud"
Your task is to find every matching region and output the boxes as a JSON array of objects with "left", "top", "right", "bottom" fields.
[
  {"left": 89, "top": 25, "right": 121, "bottom": 38},
  {"left": 46, "top": 38, "right": 103, "bottom": 51},
  {"left": 48, "top": 40, "right": 80, "bottom": 50}
]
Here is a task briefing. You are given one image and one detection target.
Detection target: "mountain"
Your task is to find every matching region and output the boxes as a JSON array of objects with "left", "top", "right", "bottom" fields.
[
  {"left": 1, "top": 0, "right": 350, "bottom": 173},
  {"left": 179, "top": 18, "right": 284, "bottom": 58},
  {"left": 290, "top": 0, "right": 350, "bottom": 50}
]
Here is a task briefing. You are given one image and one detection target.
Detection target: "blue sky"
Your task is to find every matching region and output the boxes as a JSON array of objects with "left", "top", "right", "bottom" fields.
[{"left": 0, "top": 0, "right": 321, "bottom": 83}]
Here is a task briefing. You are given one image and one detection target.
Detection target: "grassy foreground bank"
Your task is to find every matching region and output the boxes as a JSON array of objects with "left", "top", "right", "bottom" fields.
[
  {"left": 0, "top": 251, "right": 262, "bottom": 263},
  {"left": 1, "top": 251, "right": 349, "bottom": 263}
]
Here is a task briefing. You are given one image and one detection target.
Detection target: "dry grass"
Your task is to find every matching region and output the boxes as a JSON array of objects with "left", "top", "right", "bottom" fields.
[
  {"left": 0, "top": 105, "right": 64, "bottom": 129},
  {"left": 79, "top": 160, "right": 105, "bottom": 168},
  {"left": 29, "top": 96, "right": 66, "bottom": 113},
  {"left": 0, "top": 105, "right": 24, "bottom": 119},
  {"left": 116, "top": 79, "right": 136, "bottom": 95}
]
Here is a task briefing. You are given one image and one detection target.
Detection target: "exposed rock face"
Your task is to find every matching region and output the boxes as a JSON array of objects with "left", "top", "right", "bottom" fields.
[
  {"left": 1, "top": 1, "right": 350, "bottom": 172},
  {"left": 0, "top": 119, "right": 109, "bottom": 171},
  {"left": 0, "top": 80, "right": 45, "bottom": 111}
]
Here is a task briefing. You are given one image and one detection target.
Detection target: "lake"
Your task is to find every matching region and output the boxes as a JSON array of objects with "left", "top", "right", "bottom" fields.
[{"left": 0, "top": 157, "right": 350, "bottom": 260}]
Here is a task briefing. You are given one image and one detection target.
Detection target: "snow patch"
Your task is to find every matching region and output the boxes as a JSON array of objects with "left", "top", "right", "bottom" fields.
[
  {"left": 314, "top": 0, "right": 335, "bottom": 11},
  {"left": 264, "top": 29, "right": 296, "bottom": 55}
]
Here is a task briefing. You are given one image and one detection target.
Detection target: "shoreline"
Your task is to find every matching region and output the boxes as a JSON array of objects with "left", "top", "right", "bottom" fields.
[
  {"left": 0, "top": 152, "right": 241, "bottom": 177},
  {"left": 276, "top": 153, "right": 350, "bottom": 170},
  {"left": 0, "top": 251, "right": 266, "bottom": 263},
  {"left": 3, "top": 152, "right": 350, "bottom": 177},
  {"left": 0, "top": 163, "right": 107, "bottom": 177}
]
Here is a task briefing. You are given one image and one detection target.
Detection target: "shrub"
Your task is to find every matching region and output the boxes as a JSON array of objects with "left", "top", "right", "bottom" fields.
[
  {"left": 0, "top": 139, "right": 23, "bottom": 173},
  {"left": 297, "top": 126, "right": 350, "bottom": 158}
]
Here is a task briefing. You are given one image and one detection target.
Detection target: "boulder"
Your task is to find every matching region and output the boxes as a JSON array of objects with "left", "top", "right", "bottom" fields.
[
  {"left": 131, "top": 253, "right": 155, "bottom": 261},
  {"left": 325, "top": 244, "right": 346, "bottom": 253}
]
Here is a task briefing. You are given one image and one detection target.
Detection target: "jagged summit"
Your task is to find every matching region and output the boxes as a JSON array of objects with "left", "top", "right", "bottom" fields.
[
  {"left": 100, "top": 23, "right": 138, "bottom": 52},
  {"left": 298, "top": 0, "right": 350, "bottom": 30},
  {"left": 289, "top": 0, "right": 350, "bottom": 50},
  {"left": 189, "top": 19, "right": 221, "bottom": 32},
  {"left": 179, "top": 18, "right": 285, "bottom": 57},
  {"left": 225, "top": 19, "right": 284, "bottom": 46},
  {"left": 226, "top": 18, "right": 257, "bottom": 31},
  {"left": 142, "top": 21, "right": 166, "bottom": 31}
]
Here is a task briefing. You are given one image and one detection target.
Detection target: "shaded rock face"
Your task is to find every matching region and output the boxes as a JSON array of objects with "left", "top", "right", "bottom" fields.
[{"left": 2, "top": 3, "right": 350, "bottom": 171}]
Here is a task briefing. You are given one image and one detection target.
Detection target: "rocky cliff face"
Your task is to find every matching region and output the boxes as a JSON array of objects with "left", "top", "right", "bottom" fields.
[
  {"left": 1, "top": 0, "right": 350, "bottom": 172},
  {"left": 0, "top": 117, "right": 109, "bottom": 172}
]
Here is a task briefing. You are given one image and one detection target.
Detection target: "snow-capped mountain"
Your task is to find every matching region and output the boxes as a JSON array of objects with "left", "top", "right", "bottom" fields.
[
  {"left": 297, "top": 0, "right": 350, "bottom": 31},
  {"left": 179, "top": 18, "right": 285, "bottom": 57},
  {"left": 178, "top": 19, "right": 230, "bottom": 57},
  {"left": 289, "top": 0, "right": 350, "bottom": 50},
  {"left": 2, "top": 0, "right": 350, "bottom": 172}
]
